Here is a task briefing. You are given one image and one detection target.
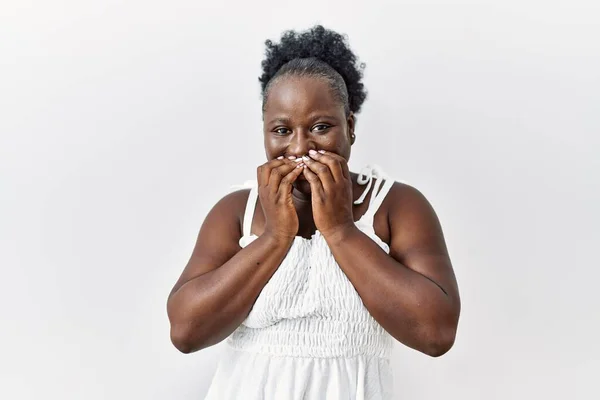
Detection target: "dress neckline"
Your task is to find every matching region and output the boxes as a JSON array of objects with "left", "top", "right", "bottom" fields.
[
  {"left": 243, "top": 212, "right": 370, "bottom": 242},
  {"left": 238, "top": 164, "right": 394, "bottom": 252},
  {"left": 242, "top": 214, "right": 390, "bottom": 253}
]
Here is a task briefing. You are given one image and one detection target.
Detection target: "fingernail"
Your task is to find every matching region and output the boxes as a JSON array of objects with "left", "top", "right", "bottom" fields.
[
  {"left": 296, "top": 163, "right": 303, "bottom": 168},
  {"left": 294, "top": 158, "right": 303, "bottom": 163},
  {"left": 277, "top": 156, "right": 284, "bottom": 160},
  {"left": 302, "top": 155, "right": 310, "bottom": 161},
  {"left": 288, "top": 156, "right": 296, "bottom": 160},
  {"left": 309, "top": 149, "right": 317, "bottom": 156},
  {"left": 318, "top": 150, "right": 326, "bottom": 154}
]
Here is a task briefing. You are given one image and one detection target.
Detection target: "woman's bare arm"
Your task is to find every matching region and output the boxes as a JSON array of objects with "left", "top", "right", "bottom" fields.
[
  {"left": 325, "top": 183, "right": 461, "bottom": 357},
  {"left": 166, "top": 190, "right": 293, "bottom": 354}
]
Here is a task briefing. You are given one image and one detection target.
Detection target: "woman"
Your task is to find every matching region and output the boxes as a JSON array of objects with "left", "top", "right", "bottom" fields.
[{"left": 167, "top": 25, "right": 461, "bottom": 399}]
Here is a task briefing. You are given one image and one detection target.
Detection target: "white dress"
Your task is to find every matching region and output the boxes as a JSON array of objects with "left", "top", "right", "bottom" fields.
[{"left": 204, "top": 164, "right": 396, "bottom": 400}]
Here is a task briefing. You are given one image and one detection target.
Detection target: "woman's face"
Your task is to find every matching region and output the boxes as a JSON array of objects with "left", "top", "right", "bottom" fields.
[{"left": 263, "top": 75, "right": 355, "bottom": 190}]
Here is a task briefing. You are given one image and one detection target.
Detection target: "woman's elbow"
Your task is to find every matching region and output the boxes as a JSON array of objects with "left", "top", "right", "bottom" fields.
[
  {"left": 170, "top": 324, "right": 201, "bottom": 354},
  {"left": 168, "top": 308, "right": 212, "bottom": 354},
  {"left": 169, "top": 319, "right": 226, "bottom": 354},
  {"left": 422, "top": 321, "right": 458, "bottom": 357},
  {"left": 167, "top": 298, "right": 208, "bottom": 353}
]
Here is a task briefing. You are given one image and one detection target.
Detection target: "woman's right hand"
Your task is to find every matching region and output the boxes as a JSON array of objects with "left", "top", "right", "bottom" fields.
[{"left": 257, "top": 157, "right": 304, "bottom": 241}]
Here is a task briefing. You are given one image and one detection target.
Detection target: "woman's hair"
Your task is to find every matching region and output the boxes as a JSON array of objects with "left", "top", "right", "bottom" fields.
[{"left": 259, "top": 25, "right": 366, "bottom": 115}]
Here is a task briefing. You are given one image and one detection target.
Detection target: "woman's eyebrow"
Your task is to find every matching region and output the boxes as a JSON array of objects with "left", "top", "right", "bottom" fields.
[
  {"left": 311, "top": 114, "right": 337, "bottom": 119},
  {"left": 266, "top": 114, "right": 338, "bottom": 125},
  {"left": 308, "top": 114, "right": 338, "bottom": 122},
  {"left": 267, "top": 117, "right": 291, "bottom": 125}
]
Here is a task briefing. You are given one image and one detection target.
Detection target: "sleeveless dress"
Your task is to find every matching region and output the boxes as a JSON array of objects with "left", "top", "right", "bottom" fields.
[{"left": 204, "top": 164, "right": 396, "bottom": 400}]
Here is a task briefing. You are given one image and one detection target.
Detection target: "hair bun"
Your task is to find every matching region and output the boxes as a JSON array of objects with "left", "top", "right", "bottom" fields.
[{"left": 259, "top": 25, "right": 367, "bottom": 113}]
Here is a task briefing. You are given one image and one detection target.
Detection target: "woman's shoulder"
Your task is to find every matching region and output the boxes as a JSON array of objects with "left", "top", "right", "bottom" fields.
[
  {"left": 208, "top": 185, "right": 254, "bottom": 233},
  {"left": 384, "top": 179, "right": 446, "bottom": 243},
  {"left": 361, "top": 165, "right": 418, "bottom": 210},
  {"left": 363, "top": 174, "right": 444, "bottom": 261},
  {"left": 382, "top": 178, "right": 435, "bottom": 220}
]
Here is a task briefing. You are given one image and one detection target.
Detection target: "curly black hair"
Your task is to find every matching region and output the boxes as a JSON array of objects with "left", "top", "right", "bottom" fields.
[{"left": 259, "top": 25, "right": 367, "bottom": 115}]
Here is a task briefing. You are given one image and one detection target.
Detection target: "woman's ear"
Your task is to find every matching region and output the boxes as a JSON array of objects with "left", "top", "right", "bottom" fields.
[{"left": 347, "top": 112, "right": 356, "bottom": 145}]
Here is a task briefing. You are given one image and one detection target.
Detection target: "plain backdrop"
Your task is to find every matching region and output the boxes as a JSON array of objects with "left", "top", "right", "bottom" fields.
[{"left": 1, "top": 0, "right": 599, "bottom": 399}]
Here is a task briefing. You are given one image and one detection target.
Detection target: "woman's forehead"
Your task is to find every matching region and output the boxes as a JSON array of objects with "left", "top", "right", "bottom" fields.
[{"left": 264, "top": 75, "right": 344, "bottom": 117}]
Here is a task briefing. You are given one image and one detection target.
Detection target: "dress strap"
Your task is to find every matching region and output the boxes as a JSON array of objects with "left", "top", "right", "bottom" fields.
[
  {"left": 230, "top": 180, "right": 258, "bottom": 238},
  {"left": 354, "top": 164, "right": 395, "bottom": 224}
]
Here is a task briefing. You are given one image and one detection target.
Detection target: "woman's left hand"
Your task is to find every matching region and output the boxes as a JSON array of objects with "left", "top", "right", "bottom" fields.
[{"left": 301, "top": 149, "right": 356, "bottom": 240}]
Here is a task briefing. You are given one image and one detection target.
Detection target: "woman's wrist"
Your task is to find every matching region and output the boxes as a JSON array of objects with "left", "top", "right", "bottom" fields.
[
  {"left": 322, "top": 223, "right": 360, "bottom": 247},
  {"left": 260, "top": 229, "right": 296, "bottom": 248}
]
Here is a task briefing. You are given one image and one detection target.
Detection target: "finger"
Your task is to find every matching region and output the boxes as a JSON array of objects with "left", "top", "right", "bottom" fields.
[
  {"left": 258, "top": 158, "right": 286, "bottom": 187},
  {"left": 302, "top": 155, "right": 335, "bottom": 191},
  {"left": 278, "top": 162, "right": 305, "bottom": 194},
  {"left": 268, "top": 160, "right": 297, "bottom": 190},
  {"left": 317, "top": 150, "right": 350, "bottom": 180},
  {"left": 323, "top": 150, "right": 350, "bottom": 180},
  {"left": 301, "top": 164, "right": 324, "bottom": 197},
  {"left": 308, "top": 150, "right": 346, "bottom": 182}
]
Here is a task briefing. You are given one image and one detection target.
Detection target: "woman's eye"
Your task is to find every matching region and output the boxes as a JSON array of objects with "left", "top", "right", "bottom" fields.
[
  {"left": 274, "top": 127, "right": 290, "bottom": 135},
  {"left": 312, "top": 124, "right": 330, "bottom": 132}
]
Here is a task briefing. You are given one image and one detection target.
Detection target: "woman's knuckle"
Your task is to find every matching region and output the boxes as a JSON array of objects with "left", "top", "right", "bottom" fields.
[{"left": 281, "top": 175, "right": 292, "bottom": 183}]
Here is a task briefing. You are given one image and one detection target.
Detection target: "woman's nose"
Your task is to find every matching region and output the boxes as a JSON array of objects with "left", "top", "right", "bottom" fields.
[{"left": 288, "top": 131, "right": 314, "bottom": 156}]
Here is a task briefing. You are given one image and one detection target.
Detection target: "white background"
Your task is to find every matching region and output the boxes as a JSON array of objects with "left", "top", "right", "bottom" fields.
[{"left": 1, "top": 0, "right": 599, "bottom": 399}]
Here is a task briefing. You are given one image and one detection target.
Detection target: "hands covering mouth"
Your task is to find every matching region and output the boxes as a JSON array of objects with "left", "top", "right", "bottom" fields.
[{"left": 268, "top": 149, "right": 354, "bottom": 238}]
